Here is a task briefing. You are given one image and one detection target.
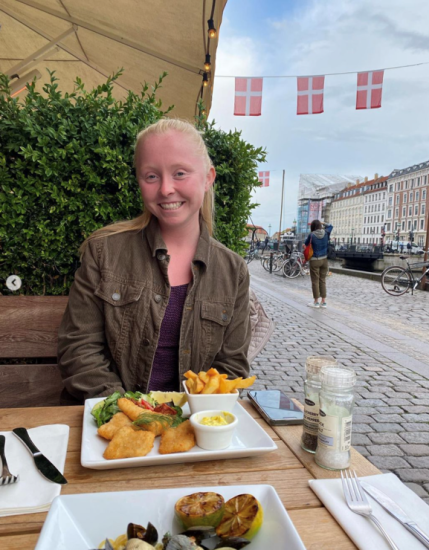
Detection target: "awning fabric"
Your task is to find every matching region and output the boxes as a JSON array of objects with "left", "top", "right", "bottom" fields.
[{"left": 0, "top": 0, "right": 227, "bottom": 119}]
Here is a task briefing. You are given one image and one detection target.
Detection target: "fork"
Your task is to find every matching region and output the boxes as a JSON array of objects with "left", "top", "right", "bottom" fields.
[
  {"left": 341, "top": 470, "right": 399, "bottom": 550},
  {"left": 0, "top": 435, "right": 19, "bottom": 486}
]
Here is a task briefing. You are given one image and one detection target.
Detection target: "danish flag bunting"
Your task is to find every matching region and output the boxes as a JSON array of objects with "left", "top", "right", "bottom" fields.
[
  {"left": 297, "top": 76, "right": 325, "bottom": 115},
  {"left": 356, "top": 70, "right": 384, "bottom": 109},
  {"left": 258, "top": 171, "right": 270, "bottom": 187},
  {"left": 234, "top": 77, "right": 263, "bottom": 116}
]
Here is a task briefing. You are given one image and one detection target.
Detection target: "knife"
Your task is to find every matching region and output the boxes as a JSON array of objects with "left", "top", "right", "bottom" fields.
[
  {"left": 361, "top": 481, "right": 429, "bottom": 548},
  {"left": 12, "top": 428, "right": 67, "bottom": 485}
]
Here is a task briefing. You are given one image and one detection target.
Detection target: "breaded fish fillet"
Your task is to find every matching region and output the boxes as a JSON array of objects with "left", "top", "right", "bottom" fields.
[
  {"left": 97, "top": 412, "right": 133, "bottom": 440},
  {"left": 159, "top": 420, "right": 196, "bottom": 455},
  {"left": 117, "top": 398, "right": 166, "bottom": 436},
  {"left": 103, "top": 426, "right": 155, "bottom": 460}
]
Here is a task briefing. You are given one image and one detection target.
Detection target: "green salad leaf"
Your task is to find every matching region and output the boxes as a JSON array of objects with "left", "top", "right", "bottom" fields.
[{"left": 91, "top": 391, "right": 122, "bottom": 428}]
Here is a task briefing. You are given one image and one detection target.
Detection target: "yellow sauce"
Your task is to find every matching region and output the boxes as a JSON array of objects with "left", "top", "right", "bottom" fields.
[{"left": 199, "top": 413, "right": 233, "bottom": 426}]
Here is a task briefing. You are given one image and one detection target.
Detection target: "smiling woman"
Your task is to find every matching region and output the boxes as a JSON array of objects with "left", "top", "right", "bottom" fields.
[{"left": 57, "top": 119, "right": 252, "bottom": 402}]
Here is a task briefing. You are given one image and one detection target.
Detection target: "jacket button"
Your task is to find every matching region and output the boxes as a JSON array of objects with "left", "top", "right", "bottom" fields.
[
  {"left": 222, "top": 313, "right": 228, "bottom": 321},
  {"left": 154, "top": 294, "right": 162, "bottom": 303},
  {"left": 112, "top": 292, "right": 121, "bottom": 301},
  {"left": 142, "top": 338, "right": 150, "bottom": 346},
  {"left": 157, "top": 253, "right": 166, "bottom": 261}
]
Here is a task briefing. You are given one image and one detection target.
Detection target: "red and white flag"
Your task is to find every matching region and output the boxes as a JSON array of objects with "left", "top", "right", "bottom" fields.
[
  {"left": 258, "top": 171, "right": 270, "bottom": 187},
  {"left": 234, "top": 77, "right": 263, "bottom": 116},
  {"left": 356, "top": 70, "right": 384, "bottom": 109},
  {"left": 297, "top": 76, "right": 325, "bottom": 115}
]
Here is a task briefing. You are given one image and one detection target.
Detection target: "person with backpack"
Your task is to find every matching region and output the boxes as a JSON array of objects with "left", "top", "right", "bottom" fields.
[{"left": 304, "top": 220, "right": 333, "bottom": 309}]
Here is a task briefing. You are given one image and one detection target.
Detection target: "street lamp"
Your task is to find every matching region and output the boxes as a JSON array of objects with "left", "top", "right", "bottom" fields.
[{"left": 268, "top": 224, "right": 271, "bottom": 237}]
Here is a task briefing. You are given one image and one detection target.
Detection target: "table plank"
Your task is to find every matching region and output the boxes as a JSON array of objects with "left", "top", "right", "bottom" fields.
[
  {"left": 289, "top": 508, "right": 357, "bottom": 550},
  {"left": 0, "top": 533, "right": 40, "bottom": 549}
]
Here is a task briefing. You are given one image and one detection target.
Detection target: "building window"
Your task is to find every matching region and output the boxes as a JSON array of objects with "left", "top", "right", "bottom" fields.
[
  {"left": 381, "top": 215, "right": 384, "bottom": 222},
  {"left": 396, "top": 195, "right": 400, "bottom": 204},
  {"left": 423, "top": 190, "right": 427, "bottom": 200},
  {"left": 387, "top": 209, "right": 392, "bottom": 218},
  {"left": 409, "top": 206, "right": 412, "bottom": 216},
  {"left": 408, "top": 220, "right": 411, "bottom": 230},
  {"left": 416, "top": 191, "right": 419, "bottom": 201},
  {"left": 422, "top": 204, "right": 426, "bottom": 216},
  {"left": 396, "top": 208, "right": 399, "bottom": 217},
  {"left": 424, "top": 175, "right": 428, "bottom": 185},
  {"left": 414, "top": 220, "right": 417, "bottom": 230},
  {"left": 402, "top": 221, "right": 405, "bottom": 230},
  {"left": 415, "top": 205, "right": 419, "bottom": 216},
  {"left": 417, "top": 177, "right": 421, "bottom": 186},
  {"left": 403, "top": 193, "right": 407, "bottom": 203},
  {"left": 405, "top": 181, "right": 408, "bottom": 189},
  {"left": 402, "top": 207, "right": 406, "bottom": 216},
  {"left": 389, "top": 184, "right": 393, "bottom": 193},
  {"left": 421, "top": 219, "right": 425, "bottom": 230},
  {"left": 410, "top": 192, "right": 413, "bottom": 202}
]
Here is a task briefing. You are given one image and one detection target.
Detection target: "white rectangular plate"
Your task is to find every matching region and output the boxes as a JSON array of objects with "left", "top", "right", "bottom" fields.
[
  {"left": 81, "top": 398, "right": 277, "bottom": 469},
  {"left": 35, "top": 484, "right": 306, "bottom": 550}
]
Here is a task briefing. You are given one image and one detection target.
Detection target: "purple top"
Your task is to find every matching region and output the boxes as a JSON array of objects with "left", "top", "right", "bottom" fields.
[{"left": 148, "top": 284, "right": 188, "bottom": 392}]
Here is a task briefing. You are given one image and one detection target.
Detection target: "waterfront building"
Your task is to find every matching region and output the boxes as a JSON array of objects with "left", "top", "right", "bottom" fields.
[
  {"left": 386, "top": 161, "right": 429, "bottom": 247},
  {"left": 362, "top": 176, "right": 388, "bottom": 244},
  {"left": 330, "top": 179, "right": 367, "bottom": 245}
]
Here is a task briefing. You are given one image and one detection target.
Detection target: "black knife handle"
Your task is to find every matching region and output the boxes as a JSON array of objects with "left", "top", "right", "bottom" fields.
[
  {"left": 0, "top": 435, "right": 5, "bottom": 455},
  {"left": 12, "top": 427, "right": 40, "bottom": 456}
]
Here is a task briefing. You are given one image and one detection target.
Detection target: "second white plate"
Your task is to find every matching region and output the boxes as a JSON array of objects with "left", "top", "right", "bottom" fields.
[{"left": 81, "top": 398, "right": 277, "bottom": 469}]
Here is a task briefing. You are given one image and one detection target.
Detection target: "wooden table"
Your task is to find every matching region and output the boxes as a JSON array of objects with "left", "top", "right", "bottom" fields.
[{"left": 0, "top": 401, "right": 380, "bottom": 549}]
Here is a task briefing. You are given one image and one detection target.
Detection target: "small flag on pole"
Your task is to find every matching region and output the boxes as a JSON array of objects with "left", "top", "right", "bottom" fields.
[
  {"left": 258, "top": 171, "right": 270, "bottom": 187},
  {"left": 297, "top": 76, "right": 325, "bottom": 115},
  {"left": 356, "top": 70, "right": 384, "bottom": 109},
  {"left": 234, "top": 77, "right": 263, "bottom": 116}
]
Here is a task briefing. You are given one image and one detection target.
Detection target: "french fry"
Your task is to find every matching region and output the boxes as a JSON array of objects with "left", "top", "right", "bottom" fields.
[
  {"left": 206, "top": 367, "right": 220, "bottom": 377},
  {"left": 219, "top": 377, "right": 241, "bottom": 394},
  {"left": 201, "top": 374, "right": 220, "bottom": 394},
  {"left": 194, "top": 376, "right": 205, "bottom": 394},
  {"left": 198, "top": 371, "right": 210, "bottom": 384},
  {"left": 184, "top": 370, "right": 198, "bottom": 380},
  {"left": 185, "top": 379, "right": 195, "bottom": 394},
  {"left": 235, "top": 375, "right": 257, "bottom": 389}
]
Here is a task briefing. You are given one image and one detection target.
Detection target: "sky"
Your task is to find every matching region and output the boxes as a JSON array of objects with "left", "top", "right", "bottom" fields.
[{"left": 209, "top": 0, "right": 429, "bottom": 235}]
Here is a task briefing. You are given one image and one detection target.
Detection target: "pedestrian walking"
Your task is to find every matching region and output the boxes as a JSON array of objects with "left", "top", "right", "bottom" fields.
[
  {"left": 400, "top": 243, "right": 404, "bottom": 253},
  {"left": 407, "top": 241, "right": 412, "bottom": 255},
  {"left": 305, "top": 220, "right": 333, "bottom": 309}
]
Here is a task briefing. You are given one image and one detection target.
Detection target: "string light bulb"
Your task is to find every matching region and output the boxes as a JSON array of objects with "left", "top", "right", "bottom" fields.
[
  {"left": 204, "top": 54, "right": 211, "bottom": 71},
  {"left": 201, "top": 108, "right": 207, "bottom": 115},
  {"left": 203, "top": 72, "right": 209, "bottom": 87},
  {"left": 207, "top": 19, "right": 217, "bottom": 38}
]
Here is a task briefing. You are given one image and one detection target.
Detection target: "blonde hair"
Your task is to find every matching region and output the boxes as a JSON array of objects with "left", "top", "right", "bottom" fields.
[{"left": 79, "top": 119, "right": 215, "bottom": 258}]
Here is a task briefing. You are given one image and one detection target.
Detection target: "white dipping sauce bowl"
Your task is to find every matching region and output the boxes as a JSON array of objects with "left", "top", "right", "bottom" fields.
[
  {"left": 189, "top": 410, "right": 238, "bottom": 451},
  {"left": 182, "top": 380, "right": 239, "bottom": 414}
]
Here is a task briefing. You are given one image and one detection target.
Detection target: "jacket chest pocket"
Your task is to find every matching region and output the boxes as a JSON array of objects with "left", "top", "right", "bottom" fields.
[
  {"left": 200, "top": 301, "right": 234, "bottom": 360},
  {"left": 94, "top": 279, "right": 145, "bottom": 360}
]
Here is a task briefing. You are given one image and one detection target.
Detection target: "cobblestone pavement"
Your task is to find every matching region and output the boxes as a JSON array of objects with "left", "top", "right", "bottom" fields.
[{"left": 247, "top": 259, "right": 429, "bottom": 503}]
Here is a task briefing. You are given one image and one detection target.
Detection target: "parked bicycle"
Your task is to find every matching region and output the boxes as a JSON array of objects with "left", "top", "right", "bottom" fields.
[
  {"left": 381, "top": 254, "right": 429, "bottom": 296},
  {"left": 261, "top": 251, "right": 289, "bottom": 272},
  {"left": 283, "top": 252, "right": 310, "bottom": 279}
]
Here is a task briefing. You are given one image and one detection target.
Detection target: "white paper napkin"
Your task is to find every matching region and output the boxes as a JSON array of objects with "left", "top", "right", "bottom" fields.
[
  {"left": 0, "top": 424, "right": 69, "bottom": 517},
  {"left": 309, "top": 473, "right": 429, "bottom": 550}
]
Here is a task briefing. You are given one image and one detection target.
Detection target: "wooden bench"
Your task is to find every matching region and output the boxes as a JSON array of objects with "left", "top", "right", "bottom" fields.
[{"left": 0, "top": 296, "right": 69, "bottom": 408}]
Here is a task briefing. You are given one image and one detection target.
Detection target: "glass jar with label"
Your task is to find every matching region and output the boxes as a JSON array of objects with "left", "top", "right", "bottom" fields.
[
  {"left": 314, "top": 366, "right": 356, "bottom": 470},
  {"left": 301, "top": 355, "right": 337, "bottom": 453}
]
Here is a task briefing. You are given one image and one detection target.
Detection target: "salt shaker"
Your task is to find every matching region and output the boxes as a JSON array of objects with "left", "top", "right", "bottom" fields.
[
  {"left": 301, "top": 355, "right": 337, "bottom": 454},
  {"left": 314, "top": 366, "right": 356, "bottom": 470}
]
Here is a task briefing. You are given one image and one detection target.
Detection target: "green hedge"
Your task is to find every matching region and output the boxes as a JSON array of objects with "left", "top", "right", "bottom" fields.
[{"left": 0, "top": 71, "right": 265, "bottom": 295}]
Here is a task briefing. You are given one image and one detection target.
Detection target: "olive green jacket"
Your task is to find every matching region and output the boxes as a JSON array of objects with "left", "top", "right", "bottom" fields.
[{"left": 57, "top": 218, "right": 251, "bottom": 401}]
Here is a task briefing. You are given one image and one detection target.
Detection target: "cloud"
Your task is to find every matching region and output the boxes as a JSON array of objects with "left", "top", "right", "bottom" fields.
[{"left": 210, "top": 0, "right": 429, "bottom": 233}]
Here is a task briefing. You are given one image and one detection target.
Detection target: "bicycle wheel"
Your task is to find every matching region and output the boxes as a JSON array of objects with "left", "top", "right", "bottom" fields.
[
  {"left": 283, "top": 259, "right": 301, "bottom": 279},
  {"left": 381, "top": 266, "right": 411, "bottom": 296},
  {"left": 245, "top": 251, "right": 255, "bottom": 264},
  {"left": 261, "top": 257, "right": 271, "bottom": 272}
]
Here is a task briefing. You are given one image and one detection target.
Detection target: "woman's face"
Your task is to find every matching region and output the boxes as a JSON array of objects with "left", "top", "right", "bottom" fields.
[{"left": 135, "top": 130, "right": 215, "bottom": 233}]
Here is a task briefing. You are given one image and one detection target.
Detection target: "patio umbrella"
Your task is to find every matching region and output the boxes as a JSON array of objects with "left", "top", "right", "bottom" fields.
[{"left": 0, "top": 0, "right": 227, "bottom": 118}]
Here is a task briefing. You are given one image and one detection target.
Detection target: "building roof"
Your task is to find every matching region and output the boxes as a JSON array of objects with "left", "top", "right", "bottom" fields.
[
  {"left": 0, "top": 0, "right": 227, "bottom": 119},
  {"left": 362, "top": 176, "right": 388, "bottom": 194},
  {"left": 389, "top": 161, "right": 429, "bottom": 180}
]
